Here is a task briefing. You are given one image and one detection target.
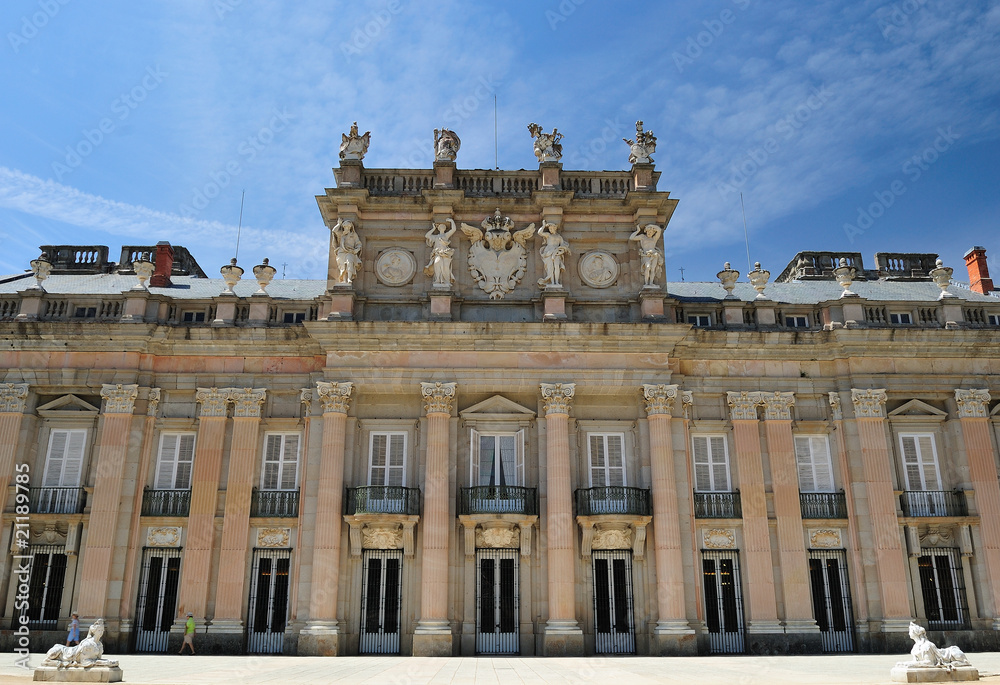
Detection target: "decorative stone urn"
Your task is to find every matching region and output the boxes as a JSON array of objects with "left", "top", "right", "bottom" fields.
[
  {"left": 220, "top": 258, "right": 244, "bottom": 294},
  {"left": 252, "top": 257, "right": 277, "bottom": 295},
  {"left": 29, "top": 252, "right": 52, "bottom": 291},
  {"left": 133, "top": 258, "right": 155, "bottom": 290},
  {"left": 747, "top": 262, "right": 770, "bottom": 300},
  {"left": 717, "top": 262, "right": 740, "bottom": 298},
  {"left": 929, "top": 258, "right": 956, "bottom": 299},
  {"left": 833, "top": 257, "right": 858, "bottom": 298}
]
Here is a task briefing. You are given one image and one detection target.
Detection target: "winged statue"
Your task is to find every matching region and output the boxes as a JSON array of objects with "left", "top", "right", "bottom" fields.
[{"left": 460, "top": 209, "right": 536, "bottom": 299}]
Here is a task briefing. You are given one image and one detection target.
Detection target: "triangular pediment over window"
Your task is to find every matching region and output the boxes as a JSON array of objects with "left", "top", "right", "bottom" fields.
[
  {"left": 460, "top": 395, "right": 535, "bottom": 424},
  {"left": 36, "top": 394, "right": 100, "bottom": 417},
  {"left": 888, "top": 399, "right": 947, "bottom": 419}
]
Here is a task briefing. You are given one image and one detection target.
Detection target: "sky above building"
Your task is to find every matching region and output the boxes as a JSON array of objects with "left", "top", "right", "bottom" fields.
[{"left": 2, "top": 0, "right": 998, "bottom": 283}]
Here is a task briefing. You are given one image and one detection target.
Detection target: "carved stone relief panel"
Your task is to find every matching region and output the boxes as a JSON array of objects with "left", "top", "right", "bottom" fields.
[
  {"left": 808, "top": 528, "right": 842, "bottom": 549},
  {"left": 147, "top": 526, "right": 182, "bottom": 547},
  {"left": 578, "top": 250, "right": 619, "bottom": 289},
  {"left": 703, "top": 529, "right": 736, "bottom": 549},
  {"left": 374, "top": 248, "right": 417, "bottom": 287},
  {"left": 362, "top": 524, "right": 403, "bottom": 550},
  {"left": 257, "top": 527, "right": 291, "bottom": 548}
]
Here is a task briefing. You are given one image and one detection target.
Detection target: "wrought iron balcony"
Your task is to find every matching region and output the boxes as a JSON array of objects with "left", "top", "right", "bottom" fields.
[
  {"left": 29, "top": 487, "right": 85, "bottom": 514},
  {"left": 800, "top": 491, "right": 848, "bottom": 519},
  {"left": 250, "top": 488, "right": 300, "bottom": 518},
  {"left": 694, "top": 491, "right": 742, "bottom": 519},
  {"left": 141, "top": 488, "right": 191, "bottom": 517},
  {"left": 345, "top": 486, "right": 421, "bottom": 516},
  {"left": 458, "top": 485, "right": 538, "bottom": 516},
  {"left": 900, "top": 490, "right": 968, "bottom": 517},
  {"left": 575, "top": 486, "right": 651, "bottom": 516}
]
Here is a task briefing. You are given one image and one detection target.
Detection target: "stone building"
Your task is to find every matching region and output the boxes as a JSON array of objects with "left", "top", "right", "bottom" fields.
[{"left": 1, "top": 123, "right": 999, "bottom": 657}]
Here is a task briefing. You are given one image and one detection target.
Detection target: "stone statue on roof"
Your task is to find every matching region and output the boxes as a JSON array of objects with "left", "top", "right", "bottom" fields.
[
  {"left": 340, "top": 122, "right": 371, "bottom": 161},
  {"left": 527, "top": 123, "right": 563, "bottom": 163},
  {"left": 433, "top": 128, "right": 461, "bottom": 162},
  {"left": 624, "top": 120, "right": 656, "bottom": 165}
]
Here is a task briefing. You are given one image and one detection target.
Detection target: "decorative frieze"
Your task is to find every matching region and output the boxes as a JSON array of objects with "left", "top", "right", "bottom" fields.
[
  {"left": 829, "top": 392, "right": 843, "bottom": 421},
  {"left": 642, "top": 383, "right": 679, "bottom": 416},
  {"left": 955, "top": 389, "right": 990, "bottom": 419},
  {"left": 316, "top": 381, "right": 354, "bottom": 414},
  {"left": 146, "top": 527, "right": 181, "bottom": 547},
  {"left": 476, "top": 524, "right": 520, "bottom": 549},
  {"left": 231, "top": 388, "right": 267, "bottom": 418},
  {"left": 362, "top": 524, "right": 403, "bottom": 550},
  {"left": 257, "top": 527, "right": 291, "bottom": 548},
  {"left": 703, "top": 529, "right": 736, "bottom": 549},
  {"left": 0, "top": 383, "right": 29, "bottom": 413},
  {"left": 727, "top": 391, "right": 762, "bottom": 421},
  {"left": 147, "top": 388, "right": 161, "bottom": 417},
  {"left": 592, "top": 526, "right": 633, "bottom": 550},
  {"left": 851, "top": 388, "right": 887, "bottom": 419},
  {"left": 761, "top": 391, "right": 795, "bottom": 421},
  {"left": 100, "top": 383, "right": 139, "bottom": 414},
  {"left": 196, "top": 387, "right": 230, "bottom": 418},
  {"left": 540, "top": 382, "right": 575, "bottom": 415},
  {"left": 421, "top": 381, "right": 457, "bottom": 415},
  {"left": 808, "top": 529, "right": 842, "bottom": 549}
]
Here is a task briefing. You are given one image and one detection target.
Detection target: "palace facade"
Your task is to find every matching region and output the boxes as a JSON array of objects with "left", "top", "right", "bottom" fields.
[{"left": 1, "top": 124, "right": 1000, "bottom": 657}]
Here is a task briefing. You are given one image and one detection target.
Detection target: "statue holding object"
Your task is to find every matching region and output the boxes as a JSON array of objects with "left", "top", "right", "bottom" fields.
[
  {"left": 537, "top": 220, "right": 570, "bottom": 289},
  {"left": 331, "top": 219, "right": 362, "bottom": 286},
  {"left": 340, "top": 122, "right": 371, "bottom": 161},
  {"left": 624, "top": 120, "right": 656, "bottom": 165},
  {"left": 433, "top": 128, "right": 461, "bottom": 162},
  {"left": 424, "top": 218, "right": 458, "bottom": 287},
  {"left": 630, "top": 223, "right": 664, "bottom": 288},
  {"left": 527, "top": 123, "right": 563, "bottom": 163}
]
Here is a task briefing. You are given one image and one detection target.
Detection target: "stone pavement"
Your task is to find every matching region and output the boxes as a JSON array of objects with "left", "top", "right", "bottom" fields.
[{"left": 1, "top": 653, "right": 1000, "bottom": 685}]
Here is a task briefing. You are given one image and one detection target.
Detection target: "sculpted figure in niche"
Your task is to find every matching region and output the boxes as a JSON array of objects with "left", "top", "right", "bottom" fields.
[
  {"left": 896, "top": 622, "right": 971, "bottom": 670},
  {"left": 424, "top": 218, "right": 457, "bottom": 287},
  {"left": 536, "top": 220, "right": 570, "bottom": 288},
  {"left": 433, "top": 128, "right": 461, "bottom": 162},
  {"left": 331, "top": 219, "right": 362, "bottom": 285},
  {"left": 630, "top": 223, "right": 664, "bottom": 287}
]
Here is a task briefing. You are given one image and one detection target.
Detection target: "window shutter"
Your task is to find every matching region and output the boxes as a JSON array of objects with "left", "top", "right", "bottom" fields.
[
  {"left": 155, "top": 434, "right": 178, "bottom": 490},
  {"left": 61, "top": 431, "right": 86, "bottom": 487},
  {"left": 709, "top": 436, "right": 729, "bottom": 492},
  {"left": 811, "top": 436, "right": 834, "bottom": 492},
  {"left": 262, "top": 434, "right": 282, "bottom": 490},
  {"left": 280, "top": 434, "right": 299, "bottom": 490},
  {"left": 693, "top": 436, "right": 711, "bottom": 491},
  {"left": 590, "top": 435, "right": 607, "bottom": 487},
  {"left": 606, "top": 434, "right": 625, "bottom": 486},
  {"left": 369, "top": 433, "right": 387, "bottom": 486},
  {"left": 43, "top": 431, "right": 68, "bottom": 487},
  {"left": 469, "top": 429, "right": 480, "bottom": 487},
  {"left": 901, "top": 436, "right": 922, "bottom": 490},
  {"left": 918, "top": 435, "right": 940, "bottom": 490},
  {"left": 794, "top": 436, "right": 815, "bottom": 491},
  {"left": 175, "top": 434, "right": 195, "bottom": 489},
  {"left": 515, "top": 429, "right": 525, "bottom": 487},
  {"left": 387, "top": 434, "right": 405, "bottom": 487}
]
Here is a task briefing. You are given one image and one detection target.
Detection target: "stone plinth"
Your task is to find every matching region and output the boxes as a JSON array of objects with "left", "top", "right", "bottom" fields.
[
  {"left": 890, "top": 666, "right": 979, "bottom": 683},
  {"left": 651, "top": 625, "right": 698, "bottom": 656},
  {"left": 639, "top": 289, "right": 665, "bottom": 320},
  {"left": 429, "top": 292, "right": 453, "bottom": 319},
  {"left": 298, "top": 623, "right": 340, "bottom": 656},
  {"left": 412, "top": 626, "right": 453, "bottom": 657},
  {"left": 542, "top": 290, "right": 567, "bottom": 320},
  {"left": 33, "top": 666, "right": 123, "bottom": 682},
  {"left": 327, "top": 289, "right": 354, "bottom": 319}
]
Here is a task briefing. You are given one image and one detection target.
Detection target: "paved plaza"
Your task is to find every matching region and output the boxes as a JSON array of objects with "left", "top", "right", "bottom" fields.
[{"left": 2, "top": 653, "right": 1000, "bottom": 685}]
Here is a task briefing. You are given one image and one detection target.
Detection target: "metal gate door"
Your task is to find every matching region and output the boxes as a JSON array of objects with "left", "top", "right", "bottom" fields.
[
  {"left": 808, "top": 549, "right": 855, "bottom": 652},
  {"left": 702, "top": 550, "right": 745, "bottom": 653},
  {"left": 360, "top": 549, "right": 402, "bottom": 654},
  {"left": 134, "top": 548, "right": 181, "bottom": 652},
  {"left": 246, "top": 548, "right": 291, "bottom": 654},
  {"left": 592, "top": 550, "right": 635, "bottom": 654},
  {"left": 476, "top": 549, "right": 519, "bottom": 654}
]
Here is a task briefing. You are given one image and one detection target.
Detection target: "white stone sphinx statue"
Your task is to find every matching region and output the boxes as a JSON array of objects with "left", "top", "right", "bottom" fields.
[
  {"left": 39, "top": 618, "right": 122, "bottom": 681},
  {"left": 891, "top": 622, "right": 977, "bottom": 683}
]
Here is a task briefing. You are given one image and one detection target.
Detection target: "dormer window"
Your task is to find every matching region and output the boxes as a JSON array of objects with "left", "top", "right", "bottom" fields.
[
  {"left": 687, "top": 314, "right": 711, "bottom": 327},
  {"left": 890, "top": 312, "right": 912, "bottom": 325},
  {"left": 785, "top": 316, "right": 808, "bottom": 328}
]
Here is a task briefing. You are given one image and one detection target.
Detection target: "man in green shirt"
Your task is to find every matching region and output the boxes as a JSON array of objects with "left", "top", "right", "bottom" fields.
[{"left": 179, "top": 612, "right": 196, "bottom": 654}]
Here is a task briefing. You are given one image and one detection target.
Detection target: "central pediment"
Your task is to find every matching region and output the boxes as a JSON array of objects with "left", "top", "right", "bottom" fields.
[{"left": 460, "top": 394, "right": 536, "bottom": 421}]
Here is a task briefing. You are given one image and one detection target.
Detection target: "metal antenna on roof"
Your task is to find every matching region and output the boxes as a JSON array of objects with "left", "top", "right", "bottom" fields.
[
  {"left": 494, "top": 95, "right": 499, "bottom": 170},
  {"left": 234, "top": 189, "right": 245, "bottom": 262},
  {"left": 740, "top": 192, "right": 752, "bottom": 274}
]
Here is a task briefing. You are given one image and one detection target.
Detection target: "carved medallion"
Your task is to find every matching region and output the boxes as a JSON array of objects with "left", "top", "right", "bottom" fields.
[
  {"left": 919, "top": 524, "right": 953, "bottom": 548},
  {"left": 704, "top": 529, "right": 736, "bottom": 549},
  {"left": 476, "top": 526, "right": 519, "bottom": 549},
  {"left": 460, "top": 209, "right": 536, "bottom": 299},
  {"left": 579, "top": 250, "right": 619, "bottom": 288},
  {"left": 362, "top": 525, "right": 402, "bottom": 549},
  {"left": 257, "top": 527, "right": 291, "bottom": 548},
  {"left": 147, "top": 527, "right": 181, "bottom": 547},
  {"left": 375, "top": 248, "right": 417, "bottom": 287},
  {"left": 592, "top": 527, "right": 633, "bottom": 550},
  {"left": 809, "top": 529, "right": 842, "bottom": 549}
]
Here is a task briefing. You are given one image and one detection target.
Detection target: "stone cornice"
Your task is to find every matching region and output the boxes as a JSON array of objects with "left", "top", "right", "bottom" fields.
[
  {"left": 540, "top": 382, "right": 576, "bottom": 416},
  {"left": 0, "top": 383, "right": 29, "bottom": 414},
  {"left": 100, "top": 383, "right": 139, "bottom": 414},
  {"left": 760, "top": 391, "right": 795, "bottom": 421},
  {"left": 727, "top": 391, "right": 762, "bottom": 421},
  {"left": 851, "top": 388, "right": 887, "bottom": 419},
  {"left": 421, "top": 382, "right": 457, "bottom": 415},
  {"left": 642, "top": 384, "right": 679, "bottom": 416},
  {"left": 955, "top": 389, "right": 990, "bottom": 419},
  {"left": 316, "top": 381, "right": 354, "bottom": 414},
  {"left": 231, "top": 388, "right": 267, "bottom": 418}
]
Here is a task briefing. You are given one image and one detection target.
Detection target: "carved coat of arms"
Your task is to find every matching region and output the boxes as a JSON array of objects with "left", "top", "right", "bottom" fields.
[{"left": 461, "top": 209, "right": 536, "bottom": 299}]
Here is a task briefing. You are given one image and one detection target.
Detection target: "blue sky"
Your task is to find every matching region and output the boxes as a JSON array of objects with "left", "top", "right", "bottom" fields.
[{"left": 2, "top": 0, "right": 999, "bottom": 283}]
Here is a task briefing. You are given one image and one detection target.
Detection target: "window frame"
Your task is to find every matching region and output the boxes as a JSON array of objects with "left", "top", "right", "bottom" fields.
[
  {"left": 899, "top": 432, "right": 941, "bottom": 491},
  {"left": 260, "top": 432, "right": 301, "bottom": 491},
  {"left": 687, "top": 314, "right": 711, "bottom": 327},
  {"left": 890, "top": 312, "right": 913, "bottom": 325},
  {"left": 42, "top": 429, "right": 88, "bottom": 488},
  {"left": 692, "top": 434, "right": 731, "bottom": 493},
  {"left": 794, "top": 434, "right": 835, "bottom": 493},
  {"left": 368, "top": 431, "right": 408, "bottom": 487},
  {"left": 470, "top": 430, "right": 524, "bottom": 487},
  {"left": 587, "top": 432, "right": 627, "bottom": 488},
  {"left": 154, "top": 432, "right": 196, "bottom": 490}
]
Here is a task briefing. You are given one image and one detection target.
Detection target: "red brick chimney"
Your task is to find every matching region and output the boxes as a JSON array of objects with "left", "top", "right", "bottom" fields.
[
  {"left": 150, "top": 241, "right": 174, "bottom": 287},
  {"left": 964, "top": 246, "right": 994, "bottom": 295}
]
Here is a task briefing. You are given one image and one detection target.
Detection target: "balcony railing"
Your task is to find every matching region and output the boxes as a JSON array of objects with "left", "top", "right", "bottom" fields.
[
  {"left": 694, "top": 491, "right": 742, "bottom": 519},
  {"left": 29, "top": 487, "right": 85, "bottom": 514},
  {"left": 575, "top": 486, "right": 651, "bottom": 516},
  {"left": 345, "top": 486, "right": 421, "bottom": 516},
  {"left": 141, "top": 488, "right": 191, "bottom": 517},
  {"left": 250, "top": 488, "right": 300, "bottom": 518},
  {"left": 900, "top": 490, "right": 968, "bottom": 517},
  {"left": 800, "top": 491, "right": 848, "bottom": 519},
  {"left": 458, "top": 486, "right": 538, "bottom": 516}
]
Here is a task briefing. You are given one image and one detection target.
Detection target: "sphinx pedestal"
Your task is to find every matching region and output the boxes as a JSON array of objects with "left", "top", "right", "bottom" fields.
[
  {"left": 33, "top": 666, "right": 123, "bottom": 682},
  {"left": 890, "top": 666, "right": 979, "bottom": 683}
]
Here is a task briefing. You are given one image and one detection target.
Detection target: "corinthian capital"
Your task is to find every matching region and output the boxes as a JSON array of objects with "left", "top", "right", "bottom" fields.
[
  {"left": 851, "top": 389, "right": 887, "bottom": 419},
  {"left": 196, "top": 387, "right": 230, "bottom": 418},
  {"left": 829, "top": 392, "right": 842, "bottom": 421},
  {"left": 761, "top": 391, "right": 795, "bottom": 421},
  {"left": 231, "top": 388, "right": 267, "bottom": 418},
  {"left": 101, "top": 383, "right": 139, "bottom": 414},
  {"left": 316, "top": 381, "right": 354, "bottom": 414},
  {"left": 540, "top": 382, "right": 576, "bottom": 415},
  {"left": 642, "top": 384, "right": 679, "bottom": 416},
  {"left": 727, "top": 391, "right": 762, "bottom": 421},
  {"left": 421, "top": 382, "right": 457, "bottom": 415},
  {"left": 955, "top": 389, "right": 991, "bottom": 419},
  {"left": 0, "top": 383, "right": 29, "bottom": 413},
  {"left": 147, "top": 388, "right": 161, "bottom": 417}
]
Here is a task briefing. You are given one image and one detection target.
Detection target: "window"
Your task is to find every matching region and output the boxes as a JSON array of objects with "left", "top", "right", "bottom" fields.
[
  {"left": 182, "top": 311, "right": 206, "bottom": 323},
  {"left": 42, "top": 429, "right": 86, "bottom": 487},
  {"left": 687, "top": 315, "right": 711, "bottom": 327},
  {"left": 917, "top": 548, "right": 967, "bottom": 628},
  {"left": 470, "top": 431, "right": 524, "bottom": 486},
  {"left": 25, "top": 546, "right": 67, "bottom": 629},
  {"left": 989, "top": 314, "right": 1000, "bottom": 326},
  {"left": 154, "top": 433, "right": 195, "bottom": 490},
  {"left": 794, "top": 436, "right": 834, "bottom": 492},
  {"left": 785, "top": 316, "right": 808, "bottom": 328},
  {"left": 900, "top": 434, "right": 941, "bottom": 491},
  {"left": 692, "top": 435, "right": 730, "bottom": 492},
  {"left": 283, "top": 312, "right": 306, "bottom": 324},
  {"left": 588, "top": 433, "right": 626, "bottom": 487},
  {"left": 73, "top": 306, "right": 97, "bottom": 318},
  {"left": 369, "top": 432, "right": 406, "bottom": 486},
  {"left": 890, "top": 312, "right": 912, "bottom": 324},
  {"left": 261, "top": 434, "right": 300, "bottom": 490}
]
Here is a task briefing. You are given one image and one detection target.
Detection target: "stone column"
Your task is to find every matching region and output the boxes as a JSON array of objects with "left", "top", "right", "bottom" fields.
[
  {"left": 0, "top": 384, "right": 29, "bottom": 538},
  {"left": 955, "top": 389, "right": 1000, "bottom": 627},
  {"left": 177, "top": 388, "right": 230, "bottom": 623},
  {"left": 851, "top": 389, "right": 910, "bottom": 633},
  {"left": 300, "top": 381, "right": 353, "bottom": 656},
  {"left": 412, "top": 381, "right": 457, "bottom": 656},
  {"left": 643, "top": 384, "right": 696, "bottom": 655},
  {"left": 77, "top": 384, "right": 139, "bottom": 619},
  {"left": 540, "top": 382, "right": 584, "bottom": 656},
  {"left": 213, "top": 388, "right": 266, "bottom": 641},
  {"left": 727, "top": 391, "right": 782, "bottom": 639},
  {"left": 760, "top": 392, "right": 821, "bottom": 644}
]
